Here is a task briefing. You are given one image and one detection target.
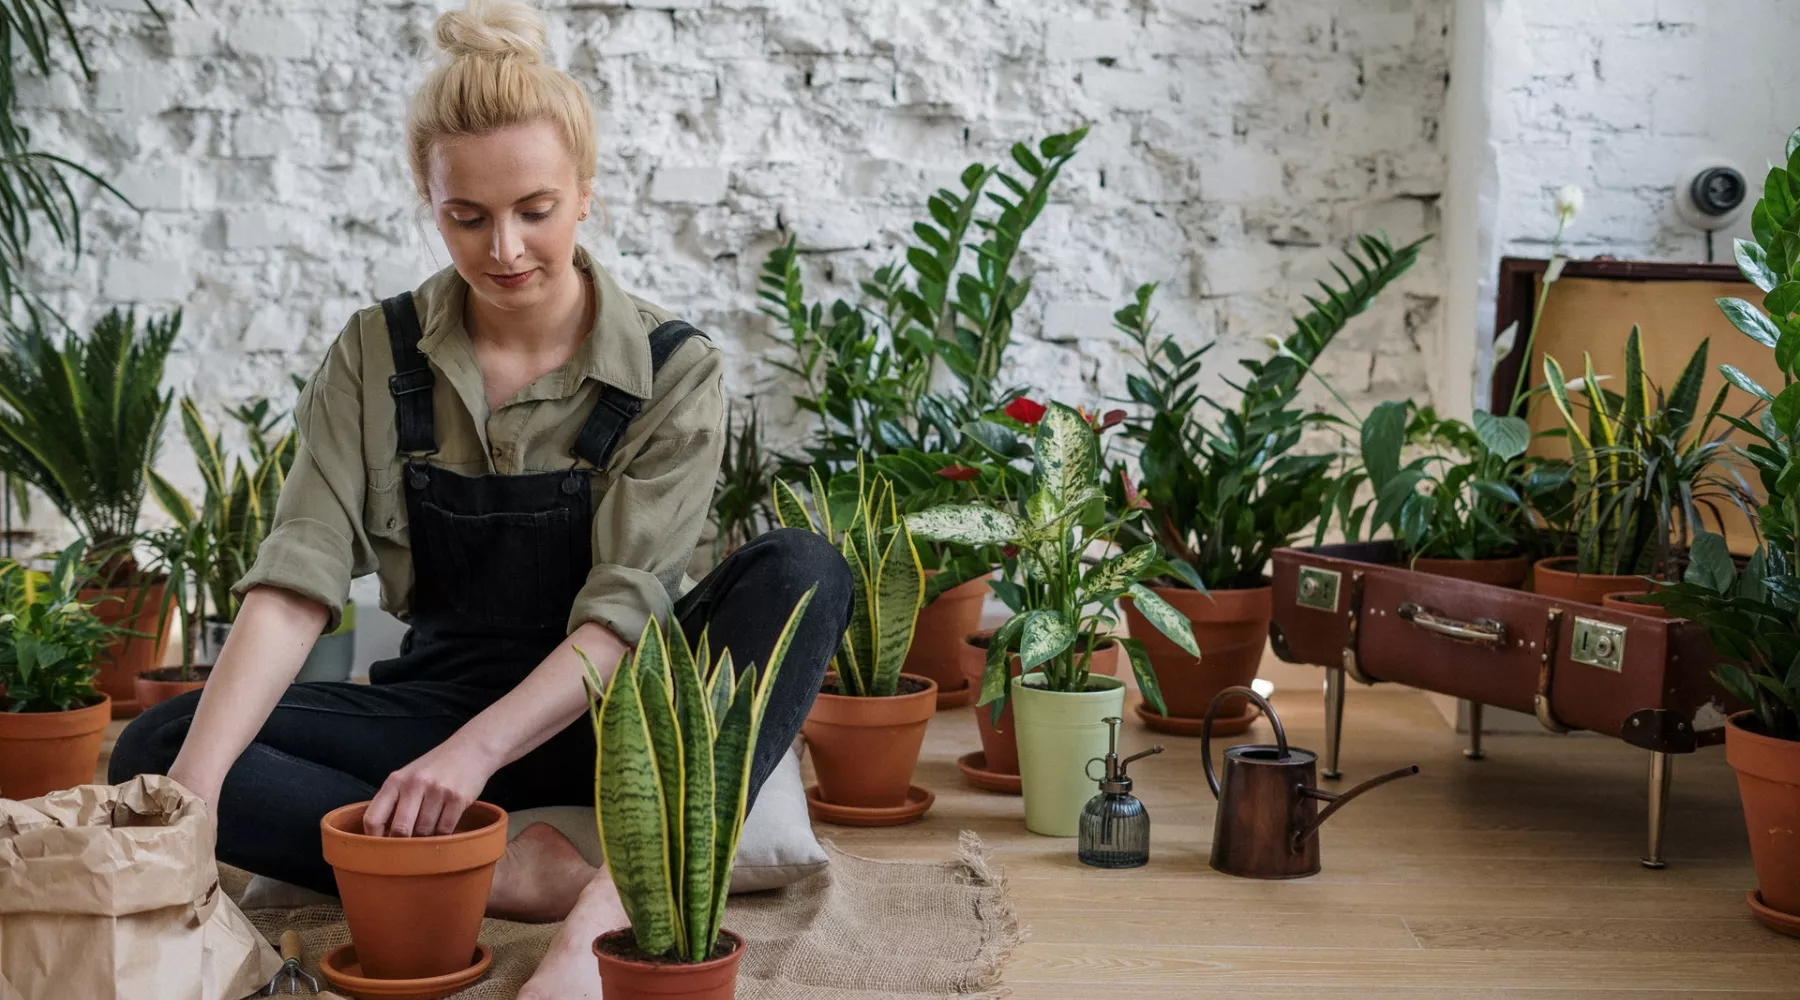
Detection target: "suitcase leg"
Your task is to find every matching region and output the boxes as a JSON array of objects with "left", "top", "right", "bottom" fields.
[
  {"left": 1323, "top": 665, "right": 1346, "bottom": 780},
  {"left": 1464, "top": 701, "right": 1486, "bottom": 760},
  {"left": 1641, "top": 751, "right": 1673, "bottom": 870}
]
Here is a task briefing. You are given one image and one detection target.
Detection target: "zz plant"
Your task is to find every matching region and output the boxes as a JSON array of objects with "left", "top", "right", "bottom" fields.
[
  {"left": 772, "top": 460, "right": 924, "bottom": 698},
  {"left": 907, "top": 401, "right": 1198, "bottom": 715},
  {"left": 0, "top": 539, "right": 118, "bottom": 713},
  {"left": 583, "top": 589, "right": 815, "bottom": 962}
]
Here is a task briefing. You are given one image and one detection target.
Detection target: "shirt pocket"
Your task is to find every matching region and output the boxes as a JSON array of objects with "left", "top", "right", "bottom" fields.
[{"left": 364, "top": 464, "right": 407, "bottom": 543}]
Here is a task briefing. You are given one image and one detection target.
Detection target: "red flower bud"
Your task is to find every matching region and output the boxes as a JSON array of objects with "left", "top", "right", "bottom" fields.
[
  {"left": 1101, "top": 409, "right": 1127, "bottom": 430},
  {"left": 1004, "top": 397, "right": 1047, "bottom": 425},
  {"left": 935, "top": 464, "right": 980, "bottom": 481},
  {"left": 1002, "top": 544, "right": 1021, "bottom": 559}
]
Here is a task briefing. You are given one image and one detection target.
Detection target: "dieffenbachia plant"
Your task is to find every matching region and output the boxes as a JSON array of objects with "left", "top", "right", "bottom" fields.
[
  {"left": 0, "top": 539, "right": 117, "bottom": 713},
  {"left": 906, "top": 401, "right": 1198, "bottom": 715},
  {"left": 772, "top": 458, "right": 925, "bottom": 698},
  {"left": 582, "top": 587, "right": 815, "bottom": 962}
]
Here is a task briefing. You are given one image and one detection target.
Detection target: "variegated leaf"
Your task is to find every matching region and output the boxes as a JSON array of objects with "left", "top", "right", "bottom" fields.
[
  {"left": 1126, "top": 584, "right": 1199, "bottom": 657},
  {"left": 669, "top": 626, "right": 715, "bottom": 952},
  {"left": 905, "top": 504, "right": 1026, "bottom": 546},
  {"left": 636, "top": 659, "right": 684, "bottom": 949},
  {"left": 980, "top": 613, "right": 1027, "bottom": 709},
  {"left": 839, "top": 532, "right": 874, "bottom": 695},
  {"left": 1031, "top": 402, "right": 1100, "bottom": 508},
  {"left": 1078, "top": 543, "right": 1157, "bottom": 602},
  {"left": 872, "top": 518, "right": 925, "bottom": 696},
  {"left": 596, "top": 661, "right": 677, "bottom": 957},
  {"left": 771, "top": 478, "right": 815, "bottom": 534},
  {"left": 1018, "top": 609, "right": 1074, "bottom": 672},
  {"left": 1119, "top": 637, "right": 1167, "bottom": 717}
]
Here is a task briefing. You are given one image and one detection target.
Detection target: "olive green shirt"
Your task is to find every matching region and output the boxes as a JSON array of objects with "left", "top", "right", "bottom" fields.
[{"left": 234, "top": 245, "right": 725, "bottom": 646}]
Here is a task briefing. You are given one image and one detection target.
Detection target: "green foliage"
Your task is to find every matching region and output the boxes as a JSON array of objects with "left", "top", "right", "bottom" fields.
[
  {"left": 1541, "top": 328, "right": 1749, "bottom": 576},
  {"left": 0, "top": 539, "right": 118, "bottom": 713},
  {"left": 906, "top": 402, "right": 1197, "bottom": 714},
  {"left": 709, "top": 401, "right": 778, "bottom": 563},
  {"left": 1118, "top": 233, "right": 1431, "bottom": 588},
  {"left": 773, "top": 458, "right": 924, "bottom": 698},
  {"left": 0, "top": 307, "right": 180, "bottom": 558},
  {"left": 583, "top": 589, "right": 816, "bottom": 961}
]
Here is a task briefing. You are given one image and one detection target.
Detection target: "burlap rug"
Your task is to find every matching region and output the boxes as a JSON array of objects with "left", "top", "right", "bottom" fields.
[{"left": 225, "top": 832, "right": 1020, "bottom": 999}]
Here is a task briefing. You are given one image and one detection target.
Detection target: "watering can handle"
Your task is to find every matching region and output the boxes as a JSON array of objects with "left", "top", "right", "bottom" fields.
[{"left": 1201, "top": 685, "right": 1286, "bottom": 799}]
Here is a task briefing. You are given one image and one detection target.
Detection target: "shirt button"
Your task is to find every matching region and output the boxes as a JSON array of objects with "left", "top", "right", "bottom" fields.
[{"left": 490, "top": 444, "right": 503, "bottom": 460}]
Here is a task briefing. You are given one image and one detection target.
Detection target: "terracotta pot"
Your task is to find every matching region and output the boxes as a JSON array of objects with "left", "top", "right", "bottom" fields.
[
  {"left": 133, "top": 666, "right": 212, "bottom": 711},
  {"left": 1412, "top": 555, "right": 1532, "bottom": 589},
  {"left": 1726, "top": 712, "right": 1800, "bottom": 932},
  {"left": 1601, "top": 591, "right": 1675, "bottom": 619},
  {"left": 79, "top": 578, "right": 173, "bottom": 719},
  {"left": 594, "top": 928, "right": 743, "bottom": 1000},
  {"left": 905, "top": 572, "right": 990, "bottom": 710},
  {"left": 958, "top": 632, "right": 1118, "bottom": 777},
  {"left": 0, "top": 694, "right": 111, "bottom": 800},
  {"left": 1122, "top": 584, "right": 1269, "bottom": 724},
  {"left": 1531, "top": 557, "right": 1651, "bottom": 606},
  {"left": 803, "top": 673, "right": 937, "bottom": 810},
  {"left": 320, "top": 800, "right": 508, "bottom": 981}
]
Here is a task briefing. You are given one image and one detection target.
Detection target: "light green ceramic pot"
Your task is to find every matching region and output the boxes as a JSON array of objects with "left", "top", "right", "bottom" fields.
[
  {"left": 1012, "top": 673, "right": 1126, "bottom": 837},
  {"left": 296, "top": 600, "right": 357, "bottom": 684}
]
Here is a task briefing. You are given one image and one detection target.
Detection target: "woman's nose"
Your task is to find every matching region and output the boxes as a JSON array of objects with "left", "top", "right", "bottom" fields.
[{"left": 491, "top": 220, "right": 523, "bottom": 263}]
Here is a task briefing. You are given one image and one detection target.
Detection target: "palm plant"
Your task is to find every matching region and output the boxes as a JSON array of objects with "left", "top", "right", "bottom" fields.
[
  {"left": 582, "top": 588, "right": 815, "bottom": 963},
  {"left": 772, "top": 458, "right": 924, "bottom": 698}
]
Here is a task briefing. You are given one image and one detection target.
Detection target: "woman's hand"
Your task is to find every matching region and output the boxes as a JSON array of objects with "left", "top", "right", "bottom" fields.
[{"left": 364, "top": 735, "right": 499, "bottom": 837}]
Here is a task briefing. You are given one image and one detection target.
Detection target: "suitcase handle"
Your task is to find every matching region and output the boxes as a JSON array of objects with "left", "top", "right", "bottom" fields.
[{"left": 1397, "top": 602, "right": 1508, "bottom": 646}]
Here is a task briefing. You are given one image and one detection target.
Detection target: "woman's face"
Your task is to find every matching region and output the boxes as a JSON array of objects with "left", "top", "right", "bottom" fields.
[{"left": 426, "top": 120, "right": 591, "bottom": 314}]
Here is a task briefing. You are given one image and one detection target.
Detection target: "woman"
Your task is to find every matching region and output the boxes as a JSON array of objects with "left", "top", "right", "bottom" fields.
[{"left": 108, "top": 2, "right": 851, "bottom": 996}]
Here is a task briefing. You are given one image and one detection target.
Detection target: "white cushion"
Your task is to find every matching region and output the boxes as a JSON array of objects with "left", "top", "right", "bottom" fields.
[{"left": 239, "top": 745, "right": 826, "bottom": 909}]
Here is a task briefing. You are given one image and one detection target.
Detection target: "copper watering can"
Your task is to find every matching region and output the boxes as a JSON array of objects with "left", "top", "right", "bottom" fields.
[{"left": 1202, "top": 686, "right": 1418, "bottom": 879}]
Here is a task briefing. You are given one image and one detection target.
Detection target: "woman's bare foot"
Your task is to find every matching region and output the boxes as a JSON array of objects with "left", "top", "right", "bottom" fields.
[
  {"left": 517, "top": 868, "right": 629, "bottom": 1000},
  {"left": 486, "top": 822, "right": 599, "bottom": 923}
]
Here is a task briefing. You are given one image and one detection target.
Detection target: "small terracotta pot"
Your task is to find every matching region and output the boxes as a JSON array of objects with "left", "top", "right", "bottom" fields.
[
  {"left": 905, "top": 572, "right": 991, "bottom": 710},
  {"left": 1726, "top": 712, "right": 1800, "bottom": 933},
  {"left": 1531, "top": 557, "right": 1652, "bottom": 606},
  {"left": 1122, "top": 584, "right": 1268, "bottom": 726},
  {"left": 320, "top": 800, "right": 508, "bottom": 981},
  {"left": 79, "top": 577, "right": 173, "bottom": 719},
  {"left": 133, "top": 666, "right": 212, "bottom": 711},
  {"left": 1412, "top": 555, "right": 1532, "bottom": 589},
  {"left": 594, "top": 928, "right": 743, "bottom": 1000},
  {"left": 803, "top": 673, "right": 938, "bottom": 810},
  {"left": 0, "top": 694, "right": 111, "bottom": 800},
  {"left": 958, "top": 632, "right": 1118, "bottom": 777},
  {"left": 1600, "top": 591, "right": 1675, "bottom": 619}
]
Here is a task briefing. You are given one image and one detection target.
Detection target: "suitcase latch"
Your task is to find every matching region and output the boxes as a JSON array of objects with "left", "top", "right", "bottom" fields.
[
  {"left": 1297, "top": 567, "right": 1341, "bottom": 611},
  {"left": 1570, "top": 617, "right": 1627, "bottom": 671}
]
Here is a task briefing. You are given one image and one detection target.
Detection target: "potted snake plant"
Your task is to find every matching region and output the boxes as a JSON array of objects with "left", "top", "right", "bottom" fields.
[
  {"left": 775, "top": 459, "right": 935, "bottom": 825},
  {"left": 583, "top": 589, "right": 815, "bottom": 999},
  {"left": 909, "top": 402, "right": 1198, "bottom": 835}
]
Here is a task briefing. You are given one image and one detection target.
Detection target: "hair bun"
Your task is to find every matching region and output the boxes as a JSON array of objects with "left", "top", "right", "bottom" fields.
[{"left": 434, "top": 0, "right": 546, "bottom": 64}]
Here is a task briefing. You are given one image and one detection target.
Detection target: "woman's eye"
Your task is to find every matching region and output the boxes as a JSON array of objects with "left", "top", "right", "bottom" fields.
[
  {"left": 522, "top": 209, "right": 552, "bottom": 222},
  {"left": 452, "top": 216, "right": 483, "bottom": 229}
]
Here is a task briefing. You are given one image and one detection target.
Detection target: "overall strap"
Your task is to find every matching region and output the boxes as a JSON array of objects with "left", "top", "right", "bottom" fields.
[
  {"left": 382, "top": 292, "right": 437, "bottom": 455},
  {"left": 572, "top": 320, "right": 710, "bottom": 470}
]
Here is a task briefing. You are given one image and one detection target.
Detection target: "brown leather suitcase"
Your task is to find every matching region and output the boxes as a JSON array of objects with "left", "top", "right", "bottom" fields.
[{"left": 1268, "top": 541, "right": 1742, "bottom": 867}]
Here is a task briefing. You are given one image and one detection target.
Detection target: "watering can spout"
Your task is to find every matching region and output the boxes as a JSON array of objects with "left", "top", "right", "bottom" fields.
[{"left": 1293, "top": 764, "right": 1419, "bottom": 848}]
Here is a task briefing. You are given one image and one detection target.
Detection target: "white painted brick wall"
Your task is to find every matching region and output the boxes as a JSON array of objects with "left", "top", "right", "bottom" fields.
[{"left": 16, "top": 0, "right": 1448, "bottom": 524}]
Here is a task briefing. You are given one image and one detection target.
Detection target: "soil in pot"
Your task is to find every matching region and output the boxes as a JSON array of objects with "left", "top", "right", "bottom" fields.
[
  {"left": 959, "top": 633, "right": 1119, "bottom": 777},
  {"left": 0, "top": 694, "right": 111, "bottom": 800},
  {"left": 594, "top": 928, "right": 744, "bottom": 1000},
  {"left": 1726, "top": 712, "right": 1800, "bottom": 933},
  {"left": 79, "top": 576, "right": 174, "bottom": 719},
  {"left": 905, "top": 573, "right": 990, "bottom": 710},
  {"left": 802, "top": 673, "right": 937, "bottom": 811},
  {"left": 134, "top": 666, "right": 212, "bottom": 712},
  {"left": 1012, "top": 674, "right": 1127, "bottom": 837},
  {"left": 1531, "top": 557, "right": 1652, "bottom": 606},
  {"left": 1601, "top": 591, "right": 1675, "bottom": 619},
  {"left": 320, "top": 800, "right": 507, "bottom": 981},
  {"left": 1412, "top": 554, "right": 1532, "bottom": 589},
  {"left": 1122, "top": 583, "right": 1268, "bottom": 730}
]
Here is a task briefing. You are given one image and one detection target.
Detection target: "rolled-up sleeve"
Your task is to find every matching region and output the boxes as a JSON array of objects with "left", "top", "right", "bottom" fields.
[
  {"left": 233, "top": 321, "right": 374, "bottom": 633},
  {"left": 568, "top": 346, "right": 724, "bottom": 644}
]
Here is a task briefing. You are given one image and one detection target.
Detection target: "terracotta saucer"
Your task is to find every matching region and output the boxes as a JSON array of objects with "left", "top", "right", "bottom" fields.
[
  {"left": 805, "top": 784, "right": 934, "bottom": 826},
  {"left": 1747, "top": 890, "right": 1800, "bottom": 938},
  {"left": 320, "top": 943, "right": 493, "bottom": 1000},
  {"left": 936, "top": 678, "right": 977, "bottom": 710},
  {"left": 956, "top": 750, "right": 1022, "bottom": 795},
  {"left": 1134, "top": 701, "right": 1259, "bottom": 737}
]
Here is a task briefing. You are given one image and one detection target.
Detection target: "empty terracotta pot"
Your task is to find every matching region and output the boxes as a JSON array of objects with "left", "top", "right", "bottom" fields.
[
  {"left": 1601, "top": 591, "right": 1675, "bottom": 618},
  {"left": 133, "top": 666, "right": 212, "bottom": 712},
  {"left": 958, "top": 632, "right": 1118, "bottom": 777},
  {"left": 803, "top": 673, "right": 937, "bottom": 809},
  {"left": 904, "top": 572, "right": 991, "bottom": 710},
  {"left": 79, "top": 578, "right": 173, "bottom": 719},
  {"left": 0, "top": 694, "right": 110, "bottom": 800},
  {"left": 1531, "top": 557, "right": 1651, "bottom": 606},
  {"left": 320, "top": 800, "right": 507, "bottom": 981},
  {"left": 1412, "top": 555, "right": 1532, "bottom": 589},
  {"left": 1122, "top": 584, "right": 1268, "bottom": 727},
  {"left": 595, "top": 928, "right": 744, "bottom": 1000}
]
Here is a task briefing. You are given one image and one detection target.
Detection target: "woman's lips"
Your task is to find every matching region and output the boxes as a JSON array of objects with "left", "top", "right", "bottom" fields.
[{"left": 488, "top": 268, "right": 536, "bottom": 289}]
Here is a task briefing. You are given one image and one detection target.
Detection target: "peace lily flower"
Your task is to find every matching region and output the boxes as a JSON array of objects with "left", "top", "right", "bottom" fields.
[{"left": 1555, "top": 184, "right": 1584, "bottom": 226}]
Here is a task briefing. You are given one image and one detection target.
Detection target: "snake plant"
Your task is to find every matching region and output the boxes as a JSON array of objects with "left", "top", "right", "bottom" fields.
[
  {"left": 772, "top": 458, "right": 925, "bottom": 698},
  {"left": 582, "top": 587, "right": 815, "bottom": 963}
]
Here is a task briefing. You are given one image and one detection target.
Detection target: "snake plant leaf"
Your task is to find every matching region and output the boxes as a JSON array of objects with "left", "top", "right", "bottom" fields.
[
  {"left": 664, "top": 617, "right": 701, "bottom": 724},
  {"left": 809, "top": 465, "right": 836, "bottom": 540},
  {"left": 634, "top": 620, "right": 669, "bottom": 687},
  {"left": 1017, "top": 609, "right": 1074, "bottom": 672},
  {"left": 708, "top": 647, "right": 735, "bottom": 735},
  {"left": 147, "top": 469, "right": 197, "bottom": 531},
  {"left": 838, "top": 531, "right": 873, "bottom": 696},
  {"left": 1542, "top": 355, "right": 1595, "bottom": 454},
  {"left": 669, "top": 626, "right": 716, "bottom": 955},
  {"left": 905, "top": 504, "right": 1026, "bottom": 546},
  {"left": 705, "top": 663, "right": 759, "bottom": 957},
  {"left": 1666, "top": 338, "right": 1711, "bottom": 434},
  {"left": 635, "top": 657, "right": 684, "bottom": 951},
  {"left": 1126, "top": 584, "right": 1200, "bottom": 657},
  {"left": 1031, "top": 402, "right": 1100, "bottom": 509},
  {"left": 1620, "top": 326, "right": 1648, "bottom": 429},
  {"left": 871, "top": 515, "right": 925, "bottom": 697},
  {"left": 1119, "top": 636, "right": 1168, "bottom": 717},
  {"left": 771, "top": 478, "right": 815, "bottom": 534},
  {"left": 596, "top": 660, "right": 678, "bottom": 958},
  {"left": 1079, "top": 543, "right": 1158, "bottom": 603},
  {"left": 179, "top": 398, "right": 227, "bottom": 502},
  {"left": 1471, "top": 409, "right": 1530, "bottom": 461}
]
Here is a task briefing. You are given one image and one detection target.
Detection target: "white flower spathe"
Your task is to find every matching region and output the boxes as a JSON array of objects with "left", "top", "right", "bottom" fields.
[{"left": 1555, "top": 184, "right": 1584, "bottom": 225}]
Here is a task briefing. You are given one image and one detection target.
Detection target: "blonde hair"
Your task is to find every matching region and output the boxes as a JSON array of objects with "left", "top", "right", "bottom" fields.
[{"left": 406, "top": 0, "right": 597, "bottom": 200}]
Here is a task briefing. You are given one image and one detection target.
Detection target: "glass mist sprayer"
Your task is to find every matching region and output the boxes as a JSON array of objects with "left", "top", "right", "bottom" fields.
[{"left": 1079, "top": 717, "right": 1162, "bottom": 869}]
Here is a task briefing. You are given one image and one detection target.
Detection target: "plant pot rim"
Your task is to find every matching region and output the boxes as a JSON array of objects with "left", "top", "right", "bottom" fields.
[
  {"left": 1532, "top": 556, "right": 1650, "bottom": 580},
  {"left": 0, "top": 691, "right": 110, "bottom": 720},
  {"left": 1727, "top": 709, "right": 1800, "bottom": 745},
  {"left": 815, "top": 672, "right": 939, "bottom": 702},
  {"left": 321, "top": 800, "right": 508, "bottom": 875},
  {"left": 1012, "top": 673, "right": 1126, "bottom": 696},
  {"left": 1413, "top": 553, "right": 1530, "bottom": 566},
  {"left": 1147, "top": 577, "right": 1271, "bottom": 594},
  {"left": 593, "top": 926, "right": 744, "bottom": 971}
]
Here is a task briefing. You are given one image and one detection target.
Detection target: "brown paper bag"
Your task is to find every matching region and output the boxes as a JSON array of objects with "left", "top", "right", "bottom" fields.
[{"left": 0, "top": 775, "right": 281, "bottom": 1000}]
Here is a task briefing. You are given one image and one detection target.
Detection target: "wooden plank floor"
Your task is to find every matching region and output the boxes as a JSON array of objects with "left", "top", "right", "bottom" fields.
[{"left": 804, "top": 657, "right": 1800, "bottom": 998}]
